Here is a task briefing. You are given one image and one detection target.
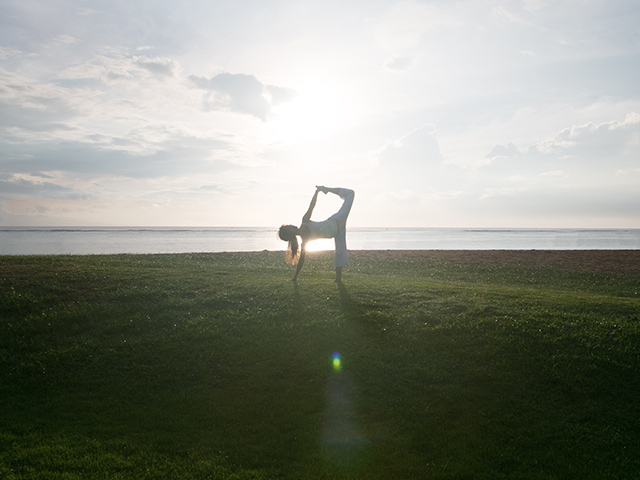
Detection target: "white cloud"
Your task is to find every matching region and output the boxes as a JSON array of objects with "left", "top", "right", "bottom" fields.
[
  {"left": 134, "top": 56, "right": 178, "bottom": 78},
  {"left": 384, "top": 55, "right": 416, "bottom": 72},
  {"left": 76, "top": 8, "right": 103, "bottom": 17},
  {"left": 190, "top": 72, "right": 296, "bottom": 121},
  {"left": 533, "top": 113, "right": 640, "bottom": 162},
  {"left": 484, "top": 113, "right": 640, "bottom": 175},
  {"left": 428, "top": 190, "right": 469, "bottom": 200},
  {"left": 376, "top": 124, "right": 444, "bottom": 186},
  {"left": 479, "top": 186, "right": 527, "bottom": 200},
  {"left": 52, "top": 34, "right": 80, "bottom": 46},
  {"left": 374, "top": 2, "right": 434, "bottom": 51},
  {"left": 486, "top": 143, "right": 522, "bottom": 162},
  {"left": 0, "top": 174, "right": 85, "bottom": 198}
]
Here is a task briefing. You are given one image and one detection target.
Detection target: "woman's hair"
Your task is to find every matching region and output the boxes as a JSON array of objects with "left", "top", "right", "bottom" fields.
[{"left": 278, "top": 225, "right": 300, "bottom": 265}]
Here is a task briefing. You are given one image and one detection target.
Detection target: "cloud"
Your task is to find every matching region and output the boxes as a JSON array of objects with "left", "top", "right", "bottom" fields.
[
  {"left": 76, "top": 8, "right": 103, "bottom": 16},
  {"left": 56, "top": 51, "right": 180, "bottom": 85},
  {"left": 0, "top": 175, "right": 86, "bottom": 199},
  {"left": 378, "top": 124, "right": 443, "bottom": 166},
  {"left": 484, "top": 113, "right": 640, "bottom": 179},
  {"left": 52, "top": 34, "right": 80, "bottom": 46},
  {"left": 456, "top": 113, "right": 640, "bottom": 224},
  {"left": 265, "top": 85, "right": 297, "bottom": 106},
  {"left": 384, "top": 56, "right": 416, "bottom": 72},
  {"left": 134, "top": 57, "right": 177, "bottom": 78},
  {"left": 0, "top": 137, "right": 234, "bottom": 179},
  {"left": 479, "top": 186, "right": 527, "bottom": 200},
  {"left": 374, "top": 1, "right": 462, "bottom": 51},
  {"left": 539, "top": 170, "right": 564, "bottom": 177},
  {"left": 486, "top": 143, "right": 522, "bottom": 161},
  {"left": 190, "top": 72, "right": 296, "bottom": 121},
  {"left": 30, "top": 171, "right": 55, "bottom": 179},
  {"left": 533, "top": 112, "right": 640, "bottom": 161},
  {"left": 199, "top": 184, "right": 225, "bottom": 192},
  {"left": 0, "top": 69, "right": 81, "bottom": 140},
  {"left": 0, "top": 52, "right": 259, "bottom": 177},
  {"left": 373, "top": 123, "right": 462, "bottom": 209}
]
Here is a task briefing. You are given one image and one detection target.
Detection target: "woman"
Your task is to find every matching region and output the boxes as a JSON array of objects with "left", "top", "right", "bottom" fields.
[{"left": 278, "top": 186, "right": 355, "bottom": 283}]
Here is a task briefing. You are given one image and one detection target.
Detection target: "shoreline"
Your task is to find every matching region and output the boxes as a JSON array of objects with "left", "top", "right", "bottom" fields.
[{"left": 2, "top": 227, "right": 639, "bottom": 256}]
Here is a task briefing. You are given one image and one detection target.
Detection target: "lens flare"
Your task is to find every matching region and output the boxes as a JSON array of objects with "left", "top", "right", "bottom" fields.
[
  {"left": 332, "top": 352, "right": 342, "bottom": 372},
  {"left": 322, "top": 362, "right": 370, "bottom": 472}
]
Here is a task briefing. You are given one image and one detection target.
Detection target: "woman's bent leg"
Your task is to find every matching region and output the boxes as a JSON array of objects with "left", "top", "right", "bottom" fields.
[{"left": 333, "top": 189, "right": 354, "bottom": 223}]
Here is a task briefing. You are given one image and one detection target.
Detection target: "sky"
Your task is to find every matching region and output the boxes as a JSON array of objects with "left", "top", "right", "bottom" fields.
[{"left": 1, "top": 0, "right": 639, "bottom": 228}]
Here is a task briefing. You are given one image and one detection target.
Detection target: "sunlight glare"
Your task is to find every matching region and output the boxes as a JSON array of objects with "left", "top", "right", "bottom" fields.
[
  {"left": 269, "top": 81, "right": 348, "bottom": 143},
  {"left": 305, "top": 238, "right": 335, "bottom": 252}
]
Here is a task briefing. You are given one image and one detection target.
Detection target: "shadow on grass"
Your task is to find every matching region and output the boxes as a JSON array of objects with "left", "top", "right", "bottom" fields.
[
  {"left": 336, "top": 282, "right": 358, "bottom": 317},
  {"left": 336, "top": 281, "right": 380, "bottom": 330}
]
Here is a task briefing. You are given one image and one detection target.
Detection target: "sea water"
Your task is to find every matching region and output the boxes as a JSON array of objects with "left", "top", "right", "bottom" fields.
[{"left": 0, "top": 227, "right": 639, "bottom": 255}]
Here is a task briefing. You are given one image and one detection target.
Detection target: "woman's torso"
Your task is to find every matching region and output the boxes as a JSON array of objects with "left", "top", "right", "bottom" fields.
[{"left": 302, "top": 218, "right": 338, "bottom": 240}]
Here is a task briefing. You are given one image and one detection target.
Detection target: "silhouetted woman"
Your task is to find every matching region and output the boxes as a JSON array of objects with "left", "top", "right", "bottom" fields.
[{"left": 278, "top": 186, "right": 355, "bottom": 282}]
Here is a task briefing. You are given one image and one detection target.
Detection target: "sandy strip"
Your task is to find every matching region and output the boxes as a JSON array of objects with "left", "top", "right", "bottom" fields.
[{"left": 348, "top": 250, "right": 640, "bottom": 273}]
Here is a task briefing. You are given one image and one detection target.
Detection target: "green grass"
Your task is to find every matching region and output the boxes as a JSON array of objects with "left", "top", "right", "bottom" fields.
[{"left": 1, "top": 251, "right": 639, "bottom": 479}]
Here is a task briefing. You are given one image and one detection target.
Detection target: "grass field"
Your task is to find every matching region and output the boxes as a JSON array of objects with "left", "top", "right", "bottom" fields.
[{"left": 1, "top": 250, "right": 639, "bottom": 479}]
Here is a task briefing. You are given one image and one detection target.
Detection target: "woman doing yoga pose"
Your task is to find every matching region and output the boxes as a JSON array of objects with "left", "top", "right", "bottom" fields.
[{"left": 278, "top": 186, "right": 355, "bottom": 282}]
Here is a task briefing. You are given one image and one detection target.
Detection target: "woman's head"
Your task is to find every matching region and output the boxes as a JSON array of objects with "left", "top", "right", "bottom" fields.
[{"left": 278, "top": 224, "right": 300, "bottom": 264}]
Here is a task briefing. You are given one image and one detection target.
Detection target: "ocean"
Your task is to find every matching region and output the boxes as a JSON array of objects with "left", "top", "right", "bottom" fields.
[{"left": 1, "top": 227, "right": 639, "bottom": 255}]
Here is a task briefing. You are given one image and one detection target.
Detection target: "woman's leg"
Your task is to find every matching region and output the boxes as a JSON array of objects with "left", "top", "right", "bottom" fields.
[
  {"left": 319, "top": 187, "right": 355, "bottom": 222},
  {"left": 331, "top": 189, "right": 354, "bottom": 279},
  {"left": 332, "top": 188, "right": 354, "bottom": 223},
  {"left": 334, "top": 227, "right": 348, "bottom": 268}
]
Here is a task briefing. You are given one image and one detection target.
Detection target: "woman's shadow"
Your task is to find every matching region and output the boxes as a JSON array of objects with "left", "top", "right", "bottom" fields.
[
  {"left": 336, "top": 282, "right": 370, "bottom": 327},
  {"left": 290, "top": 280, "right": 374, "bottom": 331}
]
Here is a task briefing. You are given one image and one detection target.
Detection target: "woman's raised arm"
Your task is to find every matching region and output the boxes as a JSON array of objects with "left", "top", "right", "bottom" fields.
[
  {"left": 291, "top": 242, "right": 306, "bottom": 282},
  {"left": 301, "top": 188, "right": 320, "bottom": 224}
]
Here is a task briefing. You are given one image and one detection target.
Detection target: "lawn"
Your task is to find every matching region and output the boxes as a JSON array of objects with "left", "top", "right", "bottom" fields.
[{"left": 1, "top": 250, "right": 639, "bottom": 479}]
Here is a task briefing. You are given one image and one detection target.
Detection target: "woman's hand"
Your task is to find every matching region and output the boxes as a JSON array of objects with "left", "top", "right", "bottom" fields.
[
  {"left": 316, "top": 185, "right": 328, "bottom": 194},
  {"left": 292, "top": 245, "right": 306, "bottom": 281}
]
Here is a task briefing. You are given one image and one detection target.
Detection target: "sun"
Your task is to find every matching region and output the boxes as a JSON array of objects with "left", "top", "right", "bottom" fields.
[
  {"left": 304, "top": 238, "right": 335, "bottom": 252},
  {"left": 268, "top": 81, "right": 349, "bottom": 143}
]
